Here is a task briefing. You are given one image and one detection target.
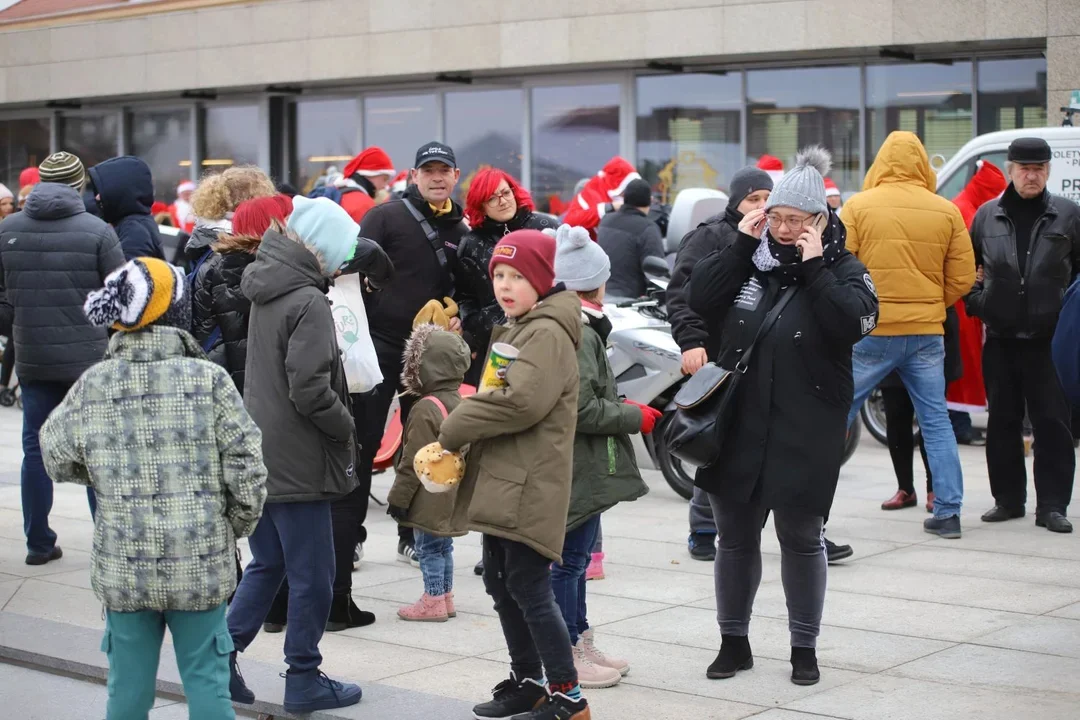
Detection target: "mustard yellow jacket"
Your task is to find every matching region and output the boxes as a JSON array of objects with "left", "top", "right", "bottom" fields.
[{"left": 840, "top": 132, "right": 976, "bottom": 335}]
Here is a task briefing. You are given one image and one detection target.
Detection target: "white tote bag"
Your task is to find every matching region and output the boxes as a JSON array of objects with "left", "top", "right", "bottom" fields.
[{"left": 327, "top": 274, "right": 382, "bottom": 393}]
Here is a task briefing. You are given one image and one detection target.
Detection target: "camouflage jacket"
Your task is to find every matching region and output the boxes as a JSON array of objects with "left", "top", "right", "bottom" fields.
[{"left": 40, "top": 326, "right": 267, "bottom": 613}]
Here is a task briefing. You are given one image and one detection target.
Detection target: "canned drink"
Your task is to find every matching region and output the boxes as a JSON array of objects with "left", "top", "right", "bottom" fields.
[{"left": 479, "top": 342, "right": 520, "bottom": 392}]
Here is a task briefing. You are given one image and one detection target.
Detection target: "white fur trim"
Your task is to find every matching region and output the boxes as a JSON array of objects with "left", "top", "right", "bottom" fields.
[
  {"left": 597, "top": 202, "right": 608, "bottom": 218},
  {"left": 825, "top": 187, "right": 841, "bottom": 197},
  {"left": 609, "top": 171, "right": 642, "bottom": 198},
  {"left": 577, "top": 194, "right": 590, "bottom": 209},
  {"left": 355, "top": 168, "right": 394, "bottom": 177}
]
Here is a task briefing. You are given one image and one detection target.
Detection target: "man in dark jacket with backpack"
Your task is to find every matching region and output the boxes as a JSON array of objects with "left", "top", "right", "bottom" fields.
[
  {"left": 88, "top": 156, "right": 165, "bottom": 261},
  {"left": 354, "top": 141, "right": 468, "bottom": 562},
  {"left": 596, "top": 178, "right": 665, "bottom": 301}
]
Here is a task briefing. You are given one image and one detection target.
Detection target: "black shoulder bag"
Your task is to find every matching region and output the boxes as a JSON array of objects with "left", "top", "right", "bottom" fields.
[{"left": 663, "top": 285, "right": 797, "bottom": 469}]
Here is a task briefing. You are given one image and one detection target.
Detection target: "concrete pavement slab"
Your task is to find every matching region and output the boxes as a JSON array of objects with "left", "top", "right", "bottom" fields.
[{"left": 970, "top": 615, "right": 1080, "bottom": 659}]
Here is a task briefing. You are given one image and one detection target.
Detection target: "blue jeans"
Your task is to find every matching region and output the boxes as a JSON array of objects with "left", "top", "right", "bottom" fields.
[
  {"left": 21, "top": 380, "right": 96, "bottom": 554},
  {"left": 551, "top": 513, "right": 602, "bottom": 645},
  {"left": 847, "top": 335, "right": 964, "bottom": 518},
  {"left": 413, "top": 529, "right": 454, "bottom": 597},
  {"left": 228, "top": 501, "right": 334, "bottom": 672}
]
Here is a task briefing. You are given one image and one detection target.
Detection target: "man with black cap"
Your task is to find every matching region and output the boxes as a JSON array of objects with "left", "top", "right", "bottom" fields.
[
  {"left": 966, "top": 137, "right": 1080, "bottom": 534},
  {"left": 353, "top": 141, "right": 468, "bottom": 562},
  {"left": 596, "top": 177, "right": 665, "bottom": 301}
]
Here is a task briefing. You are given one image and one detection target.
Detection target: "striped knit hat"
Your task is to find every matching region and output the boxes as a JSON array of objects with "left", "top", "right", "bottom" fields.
[
  {"left": 39, "top": 151, "right": 86, "bottom": 190},
  {"left": 84, "top": 258, "right": 186, "bottom": 331}
]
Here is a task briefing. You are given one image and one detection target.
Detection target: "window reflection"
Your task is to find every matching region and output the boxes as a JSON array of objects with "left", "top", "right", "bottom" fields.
[
  {"left": 531, "top": 84, "right": 620, "bottom": 215},
  {"left": 60, "top": 114, "right": 119, "bottom": 170},
  {"left": 445, "top": 88, "right": 524, "bottom": 203},
  {"left": 977, "top": 58, "right": 1047, "bottom": 134},
  {"left": 364, "top": 94, "right": 437, "bottom": 176},
  {"left": 747, "top": 66, "right": 860, "bottom": 194},
  {"left": 130, "top": 108, "right": 192, "bottom": 202},
  {"left": 866, "top": 62, "right": 973, "bottom": 163},
  {"left": 637, "top": 73, "right": 742, "bottom": 203},
  {"left": 203, "top": 105, "right": 259, "bottom": 170},
  {"left": 292, "top": 97, "right": 360, "bottom": 194},
  {"left": 0, "top": 118, "right": 51, "bottom": 192}
]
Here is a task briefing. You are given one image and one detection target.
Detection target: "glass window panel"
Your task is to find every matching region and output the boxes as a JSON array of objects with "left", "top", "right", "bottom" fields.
[
  {"left": 60, "top": 113, "right": 119, "bottom": 170},
  {"left": 866, "top": 62, "right": 973, "bottom": 164},
  {"left": 364, "top": 94, "right": 438, "bottom": 176},
  {"left": 531, "top": 83, "right": 620, "bottom": 214},
  {"left": 292, "top": 97, "right": 360, "bottom": 195},
  {"left": 0, "top": 118, "right": 51, "bottom": 193},
  {"left": 977, "top": 57, "right": 1047, "bottom": 134},
  {"left": 636, "top": 73, "right": 742, "bottom": 204},
  {"left": 203, "top": 104, "right": 259, "bottom": 170},
  {"left": 130, "top": 108, "right": 192, "bottom": 202},
  {"left": 445, "top": 88, "right": 524, "bottom": 203},
  {"left": 747, "top": 66, "right": 861, "bottom": 193}
]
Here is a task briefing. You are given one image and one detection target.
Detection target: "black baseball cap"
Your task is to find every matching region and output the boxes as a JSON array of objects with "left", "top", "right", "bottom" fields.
[
  {"left": 1007, "top": 137, "right": 1052, "bottom": 164},
  {"left": 414, "top": 141, "right": 457, "bottom": 169}
]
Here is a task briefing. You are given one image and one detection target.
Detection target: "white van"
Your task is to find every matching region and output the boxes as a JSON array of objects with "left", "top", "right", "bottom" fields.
[{"left": 932, "top": 126, "right": 1080, "bottom": 203}]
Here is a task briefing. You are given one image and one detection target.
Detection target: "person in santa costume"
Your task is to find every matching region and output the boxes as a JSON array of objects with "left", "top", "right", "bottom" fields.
[
  {"left": 337, "top": 147, "right": 395, "bottom": 223},
  {"left": 756, "top": 154, "right": 785, "bottom": 184},
  {"left": 563, "top": 157, "right": 641, "bottom": 238},
  {"left": 171, "top": 180, "right": 196, "bottom": 233},
  {"left": 824, "top": 177, "right": 842, "bottom": 210}
]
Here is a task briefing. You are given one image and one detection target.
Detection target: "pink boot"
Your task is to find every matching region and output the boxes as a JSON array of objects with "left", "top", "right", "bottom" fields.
[
  {"left": 586, "top": 552, "right": 605, "bottom": 581},
  {"left": 397, "top": 593, "right": 448, "bottom": 622},
  {"left": 445, "top": 591, "right": 457, "bottom": 618}
]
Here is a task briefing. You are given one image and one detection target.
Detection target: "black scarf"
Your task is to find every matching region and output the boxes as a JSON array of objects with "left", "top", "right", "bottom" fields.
[
  {"left": 752, "top": 210, "right": 847, "bottom": 286},
  {"left": 582, "top": 305, "right": 613, "bottom": 344}
]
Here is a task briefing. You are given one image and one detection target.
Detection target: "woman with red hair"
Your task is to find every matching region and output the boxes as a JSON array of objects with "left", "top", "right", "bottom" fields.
[{"left": 454, "top": 168, "right": 557, "bottom": 385}]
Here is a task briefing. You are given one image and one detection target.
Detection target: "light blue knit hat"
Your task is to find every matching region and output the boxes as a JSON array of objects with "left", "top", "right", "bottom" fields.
[
  {"left": 286, "top": 195, "right": 359, "bottom": 275},
  {"left": 765, "top": 146, "right": 832, "bottom": 215}
]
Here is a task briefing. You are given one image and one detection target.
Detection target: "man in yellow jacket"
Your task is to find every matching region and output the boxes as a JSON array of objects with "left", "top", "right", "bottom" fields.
[{"left": 840, "top": 131, "right": 976, "bottom": 539}]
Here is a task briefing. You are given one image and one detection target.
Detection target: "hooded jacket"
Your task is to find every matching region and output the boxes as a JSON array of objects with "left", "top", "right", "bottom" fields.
[
  {"left": 39, "top": 326, "right": 267, "bottom": 612},
  {"left": 596, "top": 205, "right": 666, "bottom": 301},
  {"left": 387, "top": 324, "right": 473, "bottom": 536},
  {"left": 0, "top": 183, "right": 125, "bottom": 383},
  {"left": 88, "top": 156, "right": 165, "bottom": 261},
  {"left": 840, "top": 132, "right": 975, "bottom": 336},
  {"left": 241, "top": 228, "right": 358, "bottom": 503},
  {"left": 953, "top": 160, "right": 1006, "bottom": 228},
  {"left": 438, "top": 290, "right": 583, "bottom": 563}
]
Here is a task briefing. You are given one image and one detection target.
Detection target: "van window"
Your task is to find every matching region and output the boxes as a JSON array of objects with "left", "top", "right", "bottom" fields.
[{"left": 937, "top": 150, "right": 1008, "bottom": 200}]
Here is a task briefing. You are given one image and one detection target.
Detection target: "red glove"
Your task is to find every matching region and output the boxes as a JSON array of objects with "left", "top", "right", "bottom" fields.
[{"left": 624, "top": 400, "right": 663, "bottom": 435}]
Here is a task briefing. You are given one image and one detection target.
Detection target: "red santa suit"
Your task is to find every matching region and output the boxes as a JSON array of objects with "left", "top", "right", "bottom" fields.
[
  {"left": 171, "top": 180, "right": 196, "bottom": 233},
  {"left": 947, "top": 159, "right": 1007, "bottom": 413},
  {"left": 339, "top": 146, "right": 395, "bottom": 223},
  {"left": 564, "top": 157, "right": 640, "bottom": 238}
]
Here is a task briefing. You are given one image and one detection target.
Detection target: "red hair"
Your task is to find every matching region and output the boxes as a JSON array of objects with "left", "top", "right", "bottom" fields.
[
  {"left": 231, "top": 194, "right": 293, "bottom": 238},
  {"left": 465, "top": 169, "right": 534, "bottom": 228}
]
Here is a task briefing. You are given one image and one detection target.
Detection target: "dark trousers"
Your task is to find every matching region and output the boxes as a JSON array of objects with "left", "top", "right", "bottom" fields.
[
  {"left": 551, "top": 514, "right": 602, "bottom": 645},
  {"left": 228, "top": 501, "right": 335, "bottom": 672},
  {"left": 21, "top": 380, "right": 95, "bottom": 554},
  {"left": 881, "top": 385, "right": 932, "bottom": 495},
  {"left": 1, "top": 341, "right": 14, "bottom": 387},
  {"left": 482, "top": 535, "right": 577, "bottom": 686},
  {"left": 983, "top": 338, "right": 1075, "bottom": 512}
]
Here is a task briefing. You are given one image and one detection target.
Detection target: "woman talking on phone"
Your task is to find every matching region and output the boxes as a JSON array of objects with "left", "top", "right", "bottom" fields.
[{"left": 688, "top": 147, "right": 878, "bottom": 686}]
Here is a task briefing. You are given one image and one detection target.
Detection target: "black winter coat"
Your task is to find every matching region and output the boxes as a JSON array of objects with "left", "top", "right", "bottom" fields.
[
  {"left": 88, "top": 156, "right": 165, "bottom": 261},
  {"left": 596, "top": 206, "right": 665, "bottom": 301},
  {"left": 0, "top": 184, "right": 125, "bottom": 383},
  {"left": 454, "top": 208, "right": 558, "bottom": 384},
  {"left": 358, "top": 185, "right": 467, "bottom": 347},
  {"left": 966, "top": 188, "right": 1080, "bottom": 340},
  {"left": 688, "top": 223, "right": 879, "bottom": 517},
  {"left": 668, "top": 208, "right": 741, "bottom": 356}
]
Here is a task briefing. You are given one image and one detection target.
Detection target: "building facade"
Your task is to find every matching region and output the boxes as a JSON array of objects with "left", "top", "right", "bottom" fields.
[{"left": 0, "top": 0, "right": 1076, "bottom": 209}]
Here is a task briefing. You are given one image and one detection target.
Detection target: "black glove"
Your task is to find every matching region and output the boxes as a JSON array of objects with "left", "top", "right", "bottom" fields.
[
  {"left": 387, "top": 504, "right": 409, "bottom": 522},
  {"left": 343, "top": 236, "right": 395, "bottom": 289}
]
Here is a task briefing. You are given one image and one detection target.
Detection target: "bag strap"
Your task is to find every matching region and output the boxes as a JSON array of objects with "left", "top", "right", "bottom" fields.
[
  {"left": 422, "top": 395, "right": 449, "bottom": 419},
  {"left": 403, "top": 198, "right": 448, "bottom": 271},
  {"left": 734, "top": 285, "right": 797, "bottom": 374},
  {"left": 188, "top": 247, "right": 213, "bottom": 280}
]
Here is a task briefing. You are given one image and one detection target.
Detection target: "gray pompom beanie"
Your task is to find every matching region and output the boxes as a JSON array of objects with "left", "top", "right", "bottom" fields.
[
  {"left": 765, "top": 146, "right": 832, "bottom": 215},
  {"left": 551, "top": 223, "right": 611, "bottom": 292}
]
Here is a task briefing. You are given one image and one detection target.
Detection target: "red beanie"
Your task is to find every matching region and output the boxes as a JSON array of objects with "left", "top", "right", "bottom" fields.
[
  {"left": 232, "top": 194, "right": 293, "bottom": 238},
  {"left": 19, "top": 167, "right": 40, "bottom": 188},
  {"left": 489, "top": 229, "right": 556, "bottom": 296}
]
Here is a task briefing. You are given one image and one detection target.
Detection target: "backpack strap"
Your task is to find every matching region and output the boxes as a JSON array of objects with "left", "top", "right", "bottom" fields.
[
  {"left": 422, "top": 395, "right": 449, "bottom": 419},
  {"left": 403, "top": 198, "right": 448, "bottom": 272}
]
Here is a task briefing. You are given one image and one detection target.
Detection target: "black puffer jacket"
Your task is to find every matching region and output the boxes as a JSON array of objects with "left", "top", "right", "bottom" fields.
[
  {"left": 966, "top": 188, "right": 1080, "bottom": 339},
  {"left": 0, "top": 184, "right": 125, "bottom": 383},
  {"left": 88, "top": 156, "right": 165, "bottom": 261},
  {"left": 596, "top": 206, "right": 665, "bottom": 301},
  {"left": 192, "top": 232, "right": 258, "bottom": 393},
  {"left": 454, "top": 209, "right": 558, "bottom": 382}
]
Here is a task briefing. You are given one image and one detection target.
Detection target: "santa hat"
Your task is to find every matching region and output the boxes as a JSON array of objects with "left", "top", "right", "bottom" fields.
[
  {"left": 391, "top": 169, "right": 409, "bottom": 194},
  {"left": 176, "top": 180, "right": 196, "bottom": 195},
  {"left": 598, "top": 157, "right": 640, "bottom": 198},
  {"left": 757, "top": 154, "right": 785, "bottom": 183},
  {"left": 344, "top": 147, "right": 395, "bottom": 179},
  {"left": 19, "top": 167, "right": 40, "bottom": 188},
  {"left": 823, "top": 177, "right": 841, "bottom": 198}
]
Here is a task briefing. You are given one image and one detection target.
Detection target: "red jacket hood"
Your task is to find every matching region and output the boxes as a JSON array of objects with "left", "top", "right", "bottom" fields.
[{"left": 952, "top": 160, "right": 1006, "bottom": 229}]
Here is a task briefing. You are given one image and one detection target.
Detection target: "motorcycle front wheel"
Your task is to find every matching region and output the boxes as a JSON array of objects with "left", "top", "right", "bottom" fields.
[
  {"left": 650, "top": 413, "right": 696, "bottom": 501},
  {"left": 860, "top": 388, "right": 889, "bottom": 446}
]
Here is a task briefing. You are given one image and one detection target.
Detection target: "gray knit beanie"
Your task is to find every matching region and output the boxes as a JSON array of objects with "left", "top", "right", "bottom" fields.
[
  {"left": 765, "top": 146, "right": 831, "bottom": 215},
  {"left": 552, "top": 223, "right": 611, "bottom": 292}
]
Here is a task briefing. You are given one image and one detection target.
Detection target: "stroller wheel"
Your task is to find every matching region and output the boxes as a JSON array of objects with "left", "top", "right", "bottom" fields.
[{"left": 0, "top": 389, "right": 16, "bottom": 407}]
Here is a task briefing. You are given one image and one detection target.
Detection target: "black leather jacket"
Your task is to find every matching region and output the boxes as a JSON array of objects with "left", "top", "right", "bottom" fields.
[{"left": 966, "top": 189, "right": 1080, "bottom": 339}]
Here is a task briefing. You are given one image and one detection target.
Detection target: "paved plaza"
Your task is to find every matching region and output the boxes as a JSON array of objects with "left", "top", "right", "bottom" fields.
[{"left": 1, "top": 405, "right": 1078, "bottom": 719}]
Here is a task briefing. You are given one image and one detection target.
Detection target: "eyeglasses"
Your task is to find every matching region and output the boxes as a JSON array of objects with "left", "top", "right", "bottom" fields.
[
  {"left": 766, "top": 213, "right": 813, "bottom": 230},
  {"left": 486, "top": 188, "right": 515, "bottom": 206}
]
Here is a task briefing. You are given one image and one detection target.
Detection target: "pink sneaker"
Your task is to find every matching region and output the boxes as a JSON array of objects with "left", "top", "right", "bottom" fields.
[
  {"left": 582, "top": 628, "right": 629, "bottom": 675},
  {"left": 397, "top": 593, "right": 448, "bottom": 622},
  {"left": 445, "top": 591, "right": 456, "bottom": 618},
  {"left": 585, "top": 552, "right": 605, "bottom": 581}
]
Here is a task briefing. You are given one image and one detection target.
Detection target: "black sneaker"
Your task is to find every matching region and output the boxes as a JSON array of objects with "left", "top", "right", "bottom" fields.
[
  {"left": 510, "top": 692, "right": 589, "bottom": 720},
  {"left": 473, "top": 674, "right": 548, "bottom": 720},
  {"left": 688, "top": 533, "right": 716, "bottom": 561},
  {"left": 397, "top": 539, "right": 420, "bottom": 568},
  {"left": 924, "top": 515, "right": 962, "bottom": 539},
  {"left": 824, "top": 537, "right": 853, "bottom": 563},
  {"left": 25, "top": 546, "right": 63, "bottom": 566},
  {"left": 474, "top": 559, "right": 484, "bottom": 576}
]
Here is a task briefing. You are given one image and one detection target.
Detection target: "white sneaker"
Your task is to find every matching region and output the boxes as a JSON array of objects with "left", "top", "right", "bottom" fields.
[
  {"left": 397, "top": 540, "right": 420, "bottom": 568},
  {"left": 582, "top": 628, "right": 629, "bottom": 676},
  {"left": 352, "top": 543, "right": 364, "bottom": 572},
  {"left": 572, "top": 639, "right": 622, "bottom": 688}
]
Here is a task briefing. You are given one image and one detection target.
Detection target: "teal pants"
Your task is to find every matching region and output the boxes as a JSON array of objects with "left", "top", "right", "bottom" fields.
[{"left": 101, "top": 602, "right": 235, "bottom": 720}]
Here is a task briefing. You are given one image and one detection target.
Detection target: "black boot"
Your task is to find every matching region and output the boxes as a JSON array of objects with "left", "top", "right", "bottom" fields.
[
  {"left": 706, "top": 634, "right": 753, "bottom": 679},
  {"left": 326, "top": 593, "right": 376, "bottom": 632},
  {"left": 790, "top": 647, "right": 820, "bottom": 686},
  {"left": 229, "top": 651, "right": 255, "bottom": 704}
]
